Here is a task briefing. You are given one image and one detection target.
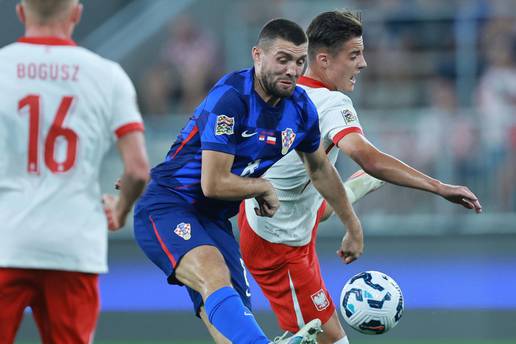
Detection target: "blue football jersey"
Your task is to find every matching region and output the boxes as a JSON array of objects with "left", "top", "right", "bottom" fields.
[{"left": 148, "top": 68, "right": 320, "bottom": 218}]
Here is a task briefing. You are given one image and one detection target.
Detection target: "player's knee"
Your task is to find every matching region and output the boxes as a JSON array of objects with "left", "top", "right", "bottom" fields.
[{"left": 175, "top": 245, "right": 231, "bottom": 296}]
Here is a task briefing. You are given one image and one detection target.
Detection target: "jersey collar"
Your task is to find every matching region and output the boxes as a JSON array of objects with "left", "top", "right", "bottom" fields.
[
  {"left": 297, "top": 76, "right": 331, "bottom": 89},
  {"left": 17, "top": 36, "right": 77, "bottom": 46}
]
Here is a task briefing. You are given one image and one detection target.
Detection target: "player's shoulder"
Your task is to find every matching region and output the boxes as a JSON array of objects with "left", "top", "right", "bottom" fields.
[
  {"left": 199, "top": 70, "right": 249, "bottom": 116},
  {"left": 301, "top": 85, "right": 354, "bottom": 110},
  {"left": 289, "top": 86, "right": 319, "bottom": 121},
  {"left": 206, "top": 69, "right": 249, "bottom": 103},
  {"left": 213, "top": 68, "right": 249, "bottom": 94},
  {"left": 291, "top": 84, "right": 312, "bottom": 104},
  {"left": 76, "top": 47, "right": 125, "bottom": 73},
  {"left": 0, "top": 42, "right": 18, "bottom": 54}
]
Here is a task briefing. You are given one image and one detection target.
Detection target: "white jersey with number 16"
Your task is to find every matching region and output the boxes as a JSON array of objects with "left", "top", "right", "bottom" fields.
[{"left": 0, "top": 38, "right": 143, "bottom": 273}]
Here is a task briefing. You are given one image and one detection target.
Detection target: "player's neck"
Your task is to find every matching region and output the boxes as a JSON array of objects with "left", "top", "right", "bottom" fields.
[
  {"left": 24, "top": 23, "right": 73, "bottom": 40},
  {"left": 304, "top": 67, "right": 336, "bottom": 91}
]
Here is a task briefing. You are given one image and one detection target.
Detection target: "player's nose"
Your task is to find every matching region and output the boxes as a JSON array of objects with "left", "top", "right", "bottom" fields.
[{"left": 285, "top": 62, "right": 299, "bottom": 78}]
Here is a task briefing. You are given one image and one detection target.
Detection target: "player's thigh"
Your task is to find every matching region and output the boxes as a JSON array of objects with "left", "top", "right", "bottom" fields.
[
  {"left": 32, "top": 270, "right": 99, "bottom": 344},
  {"left": 238, "top": 222, "right": 302, "bottom": 331},
  {"left": 287, "top": 255, "right": 336, "bottom": 329},
  {"left": 175, "top": 245, "right": 231, "bottom": 294},
  {"left": 0, "top": 268, "right": 37, "bottom": 342},
  {"left": 134, "top": 205, "right": 221, "bottom": 284}
]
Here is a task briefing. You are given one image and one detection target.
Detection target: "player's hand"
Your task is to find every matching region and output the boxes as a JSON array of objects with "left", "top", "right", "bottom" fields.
[
  {"left": 337, "top": 225, "right": 364, "bottom": 264},
  {"left": 254, "top": 186, "right": 280, "bottom": 217},
  {"left": 437, "top": 183, "right": 482, "bottom": 213},
  {"left": 102, "top": 194, "right": 126, "bottom": 231}
]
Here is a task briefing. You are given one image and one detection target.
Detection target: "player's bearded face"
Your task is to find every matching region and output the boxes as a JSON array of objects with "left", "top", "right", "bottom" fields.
[{"left": 257, "top": 40, "right": 307, "bottom": 98}]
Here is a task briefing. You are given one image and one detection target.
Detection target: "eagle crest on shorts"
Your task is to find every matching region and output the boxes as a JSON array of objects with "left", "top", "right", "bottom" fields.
[
  {"left": 311, "top": 289, "right": 329, "bottom": 311},
  {"left": 174, "top": 222, "right": 191, "bottom": 240}
]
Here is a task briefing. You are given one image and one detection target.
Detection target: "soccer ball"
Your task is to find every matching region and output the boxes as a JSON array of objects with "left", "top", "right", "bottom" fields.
[{"left": 340, "top": 271, "right": 403, "bottom": 335}]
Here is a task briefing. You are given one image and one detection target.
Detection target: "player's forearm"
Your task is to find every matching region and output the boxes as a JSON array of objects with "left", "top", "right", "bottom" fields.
[
  {"left": 201, "top": 174, "right": 272, "bottom": 201},
  {"left": 310, "top": 163, "right": 362, "bottom": 236},
  {"left": 116, "top": 171, "right": 148, "bottom": 216},
  {"left": 359, "top": 151, "right": 441, "bottom": 194}
]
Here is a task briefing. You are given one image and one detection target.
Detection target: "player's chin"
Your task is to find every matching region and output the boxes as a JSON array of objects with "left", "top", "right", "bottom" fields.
[
  {"left": 342, "top": 82, "right": 354, "bottom": 92},
  {"left": 274, "top": 84, "right": 295, "bottom": 97}
]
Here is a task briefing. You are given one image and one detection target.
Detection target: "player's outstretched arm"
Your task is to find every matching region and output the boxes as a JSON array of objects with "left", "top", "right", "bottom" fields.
[
  {"left": 298, "top": 146, "right": 363, "bottom": 264},
  {"left": 103, "top": 131, "right": 149, "bottom": 230},
  {"left": 201, "top": 150, "right": 279, "bottom": 217},
  {"left": 338, "top": 132, "right": 482, "bottom": 213}
]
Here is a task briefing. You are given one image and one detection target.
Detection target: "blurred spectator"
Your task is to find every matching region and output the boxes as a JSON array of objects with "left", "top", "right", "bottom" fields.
[
  {"left": 476, "top": 17, "right": 516, "bottom": 210},
  {"left": 416, "top": 75, "right": 478, "bottom": 187},
  {"left": 141, "top": 14, "right": 223, "bottom": 115}
]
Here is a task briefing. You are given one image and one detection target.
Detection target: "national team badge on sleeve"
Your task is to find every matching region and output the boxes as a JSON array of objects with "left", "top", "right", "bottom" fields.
[
  {"left": 311, "top": 289, "right": 330, "bottom": 311},
  {"left": 215, "top": 115, "right": 235, "bottom": 135},
  {"left": 281, "top": 128, "right": 296, "bottom": 155},
  {"left": 174, "top": 222, "right": 191, "bottom": 240}
]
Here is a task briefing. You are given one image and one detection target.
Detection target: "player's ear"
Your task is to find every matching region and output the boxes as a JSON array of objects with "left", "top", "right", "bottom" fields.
[
  {"left": 316, "top": 52, "right": 329, "bottom": 69},
  {"left": 16, "top": 3, "right": 26, "bottom": 25},
  {"left": 70, "top": 2, "right": 83, "bottom": 25},
  {"left": 252, "top": 46, "right": 262, "bottom": 66}
]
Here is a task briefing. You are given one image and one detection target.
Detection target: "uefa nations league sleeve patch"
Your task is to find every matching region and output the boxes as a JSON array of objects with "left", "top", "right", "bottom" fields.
[
  {"left": 215, "top": 115, "right": 235, "bottom": 135},
  {"left": 341, "top": 110, "right": 358, "bottom": 125}
]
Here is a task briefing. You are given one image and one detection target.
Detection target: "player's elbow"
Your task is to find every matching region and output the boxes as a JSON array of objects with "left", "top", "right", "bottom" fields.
[
  {"left": 125, "top": 159, "right": 150, "bottom": 185},
  {"left": 201, "top": 176, "right": 220, "bottom": 198},
  {"left": 350, "top": 148, "right": 381, "bottom": 175},
  {"left": 359, "top": 157, "right": 380, "bottom": 175}
]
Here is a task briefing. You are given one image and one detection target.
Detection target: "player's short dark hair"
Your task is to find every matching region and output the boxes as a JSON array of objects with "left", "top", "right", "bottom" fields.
[
  {"left": 256, "top": 19, "right": 307, "bottom": 50},
  {"left": 22, "top": 0, "right": 77, "bottom": 23},
  {"left": 307, "top": 11, "right": 362, "bottom": 62}
]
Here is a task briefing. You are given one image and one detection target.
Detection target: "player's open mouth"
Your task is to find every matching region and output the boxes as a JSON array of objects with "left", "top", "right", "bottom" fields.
[{"left": 279, "top": 80, "right": 293, "bottom": 87}]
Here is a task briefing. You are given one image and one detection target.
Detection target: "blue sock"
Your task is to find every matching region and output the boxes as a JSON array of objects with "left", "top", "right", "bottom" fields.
[{"left": 204, "top": 286, "right": 269, "bottom": 344}]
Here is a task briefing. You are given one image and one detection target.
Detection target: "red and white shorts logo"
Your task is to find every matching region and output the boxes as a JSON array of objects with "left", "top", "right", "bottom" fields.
[{"left": 311, "top": 289, "right": 329, "bottom": 311}]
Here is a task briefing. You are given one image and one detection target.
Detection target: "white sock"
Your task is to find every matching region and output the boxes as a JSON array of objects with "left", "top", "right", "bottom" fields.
[{"left": 334, "top": 335, "right": 350, "bottom": 344}]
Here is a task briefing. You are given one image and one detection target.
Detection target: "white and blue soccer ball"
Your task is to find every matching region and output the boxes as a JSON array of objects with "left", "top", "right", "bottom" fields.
[{"left": 340, "top": 271, "right": 403, "bottom": 335}]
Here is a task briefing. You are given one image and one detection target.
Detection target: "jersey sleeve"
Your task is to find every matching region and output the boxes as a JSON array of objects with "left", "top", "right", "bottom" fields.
[
  {"left": 110, "top": 63, "right": 144, "bottom": 139},
  {"left": 295, "top": 99, "right": 321, "bottom": 153},
  {"left": 197, "top": 86, "right": 244, "bottom": 155},
  {"left": 320, "top": 93, "right": 363, "bottom": 145}
]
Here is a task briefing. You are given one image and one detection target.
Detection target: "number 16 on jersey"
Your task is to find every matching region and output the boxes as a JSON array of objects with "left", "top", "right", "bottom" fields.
[{"left": 18, "top": 94, "right": 78, "bottom": 174}]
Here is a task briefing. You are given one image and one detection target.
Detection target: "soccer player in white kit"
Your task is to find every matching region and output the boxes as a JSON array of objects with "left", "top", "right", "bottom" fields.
[
  {"left": 238, "top": 11, "right": 483, "bottom": 344},
  {"left": 0, "top": 1, "right": 149, "bottom": 343}
]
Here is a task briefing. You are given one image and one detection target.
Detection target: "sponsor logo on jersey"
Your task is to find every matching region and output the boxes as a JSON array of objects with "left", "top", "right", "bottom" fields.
[
  {"left": 341, "top": 110, "right": 357, "bottom": 125},
  {"left": 215, "top": 115, "right": 234, "bottom": 135},
  {"left": 281, "top": 128, "right": 296, "bottom": 155},
  {"left": 174, "top": 222, "right": 191, "bottom": 240},
  {"left": 311, "top": 289, "right": 330, "bottom": 311}
]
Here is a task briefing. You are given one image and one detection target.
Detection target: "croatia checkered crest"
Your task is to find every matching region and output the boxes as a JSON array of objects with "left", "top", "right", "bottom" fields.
[{"left": 340, "top": 271, "right": 403, "bottom": 335}]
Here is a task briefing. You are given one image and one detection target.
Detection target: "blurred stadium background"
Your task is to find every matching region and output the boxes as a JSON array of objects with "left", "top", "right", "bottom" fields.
[{"left": 2, "top": 0, "right": 515, "bottom": 343}]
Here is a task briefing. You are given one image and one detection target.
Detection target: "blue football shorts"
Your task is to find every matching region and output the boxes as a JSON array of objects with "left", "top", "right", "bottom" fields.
[{"left": 133, "top": 195, "right": 252, "bottom": 316}]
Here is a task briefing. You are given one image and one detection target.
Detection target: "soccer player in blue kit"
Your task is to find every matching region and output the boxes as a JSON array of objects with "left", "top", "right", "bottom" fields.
[{"left": 133, "top": 19, "right": 363, "bottom": 344}]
